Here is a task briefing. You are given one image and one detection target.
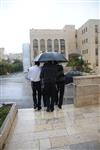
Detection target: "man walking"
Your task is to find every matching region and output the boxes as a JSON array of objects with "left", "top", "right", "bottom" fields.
[{"left": 28, "top": 61, "right": 41, "bottom": 110}]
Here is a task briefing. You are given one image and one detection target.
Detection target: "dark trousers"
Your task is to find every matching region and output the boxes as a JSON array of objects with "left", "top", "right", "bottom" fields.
[
  {"left": 43, "top": 92, "right": 47, "bottom": 107},
  {"left": 44, "top": 82, "right": 56, "bottom": 110},
  {"left": 56, "top": 82, "right": 65, "bottom": 107},
  {"left": 31, "top": 81, "right": 41, "bottom": 108},
  {"left": 41, "top": 85, "right": 47, "bottom": 107}
]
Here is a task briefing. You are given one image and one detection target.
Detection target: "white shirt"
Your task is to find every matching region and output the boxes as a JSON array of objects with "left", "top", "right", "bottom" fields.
[{"left": 28, "top": 65, "right": 41, "bottom": 82}]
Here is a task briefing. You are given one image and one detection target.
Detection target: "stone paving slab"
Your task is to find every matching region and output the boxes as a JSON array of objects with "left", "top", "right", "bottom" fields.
[
  {"left": 69, "top": 140, "right": 100, "bottom": 150},
  {"left": 4, "top": 104, "right": 100, "bottom": 150}
]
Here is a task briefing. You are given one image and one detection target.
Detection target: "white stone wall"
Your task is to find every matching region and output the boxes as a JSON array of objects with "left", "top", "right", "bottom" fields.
[
  {"left": 73, "top": 75, "right": 100, "bottom": 107},
  {"left": 30, "top": 26, "right": 76, "bottom": 63},
  {"left": 98, "top": 31, "right": 100, "bottom": 74},
  {"left": 63, "top": 25, "right": 76, "bottom": 54},
  {"left": 30, "top": 19, "right": 100, "bottom": 73},
  {"left": 77, "top": 19, "right": 100, "bottom": 72}
]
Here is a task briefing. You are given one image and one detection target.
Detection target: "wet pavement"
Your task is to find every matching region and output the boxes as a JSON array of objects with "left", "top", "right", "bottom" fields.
[
  {"left": 4, "top": 105, "right": 100, "bottom": 150},
  {"left": 0, "top": 72, "right": 73, "bottom": 109}
]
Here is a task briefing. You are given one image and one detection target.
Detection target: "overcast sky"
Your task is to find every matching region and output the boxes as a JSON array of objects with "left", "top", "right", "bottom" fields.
[{"left": 0, "top": 0, "right": 99, "bottom": 54}]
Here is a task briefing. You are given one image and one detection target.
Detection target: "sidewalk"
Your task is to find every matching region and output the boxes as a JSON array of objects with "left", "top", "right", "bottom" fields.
[{"left": 4, "top": 104, "right": 100, "bottom": 150}]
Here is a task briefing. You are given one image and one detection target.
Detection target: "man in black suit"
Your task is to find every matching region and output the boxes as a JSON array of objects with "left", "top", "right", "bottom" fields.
[
  {"left": 55, "top": 62, "right": 65, "bottom": 109},
  {"left": 40, "top": 61, "right": 57, "bottom": 112}
]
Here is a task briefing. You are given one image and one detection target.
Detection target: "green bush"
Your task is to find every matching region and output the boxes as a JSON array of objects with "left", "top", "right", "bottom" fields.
[
  {"left": 67, "top": 55, "right": 92, "bottom": 73},
  {"left": 0, "top": 59, "right": 23, "bottom": 75},
  {"left": 0, "top": 104, "right": 11, "bottom": 127}
]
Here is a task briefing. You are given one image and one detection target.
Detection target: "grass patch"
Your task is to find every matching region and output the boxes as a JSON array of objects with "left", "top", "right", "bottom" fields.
[{"left": 0, "top": 104, "right": 11, "bottom": 128}]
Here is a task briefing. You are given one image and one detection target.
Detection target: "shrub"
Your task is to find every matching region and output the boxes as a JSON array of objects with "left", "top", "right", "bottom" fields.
[
  {"left": 0, "top": 59, "right": 23, "bottom": 75},
  {"left": 0, "top": 104, "right": 11, "bottom": 127}
]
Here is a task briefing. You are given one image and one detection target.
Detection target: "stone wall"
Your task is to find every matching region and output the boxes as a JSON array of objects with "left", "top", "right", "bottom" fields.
[{"left": 73, "top": 75, "right": 100, "bottom": 107}]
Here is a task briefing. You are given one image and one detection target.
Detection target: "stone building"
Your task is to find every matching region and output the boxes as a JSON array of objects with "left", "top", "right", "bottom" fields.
[
  {"left": 30, "top": 19, "right": 100, "bottom": 73},
  {"left": 0, "top": 47, "right": 4, "bottom": 61},
  {"left": 77, "top": 19, "right": 100, "bottom": 73},
  {"left": 30, "top": 25, "right": 76, "bottom": 62}
]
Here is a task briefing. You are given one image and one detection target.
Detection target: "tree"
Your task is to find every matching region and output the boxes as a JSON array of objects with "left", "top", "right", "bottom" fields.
[
  {"left": 67, "top": 55, "right": 92, "bottom": 73},
  {"left": 0, "top": 59, "right": 23, "bottom": 75}
]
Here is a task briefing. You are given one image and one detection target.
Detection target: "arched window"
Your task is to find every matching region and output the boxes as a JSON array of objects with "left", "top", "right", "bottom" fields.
[
  {"left": 60, "top": 39, "right": 65, "bottom": 54},
  {"left": 47, "top": 39, "right": 52, "bottom": 51},
  {"left": 40, "top": 39, "right": 45, "bottom": 52},
  {"left": 33, "top": 39, "right": 38, "bottom": 50},
  {"left": 33, "top": 39, "right": 38, "bottom": 57},
  {"left": 54, "top": 39, "right": 59, "bottom": 52}
]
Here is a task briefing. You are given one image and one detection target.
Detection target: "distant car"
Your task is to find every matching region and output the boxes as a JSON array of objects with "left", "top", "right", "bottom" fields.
[{"left": 64, "top": 70, "right": 82, "bottom": 84}]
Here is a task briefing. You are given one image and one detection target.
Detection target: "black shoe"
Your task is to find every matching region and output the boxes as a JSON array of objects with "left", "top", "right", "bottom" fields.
[
  {"left": 46, "top": 109, "right": 50, "bottom": 112},
  {"left": 34, "top": 106, "right": 37, "bottom": 109},
  {"left": 38, "top": 107, "right": 41, "bottom": 111},
  {"left": 58, "top": 105, "right": 62, "bottom": 109},
  {"left": 51, "top": 108, "right": 54, "bottom": 112}
]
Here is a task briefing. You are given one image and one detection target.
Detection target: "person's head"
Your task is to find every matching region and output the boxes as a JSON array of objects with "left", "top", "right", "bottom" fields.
[{"left": 35, "top": 61, "right": 40, "bottom": 66}]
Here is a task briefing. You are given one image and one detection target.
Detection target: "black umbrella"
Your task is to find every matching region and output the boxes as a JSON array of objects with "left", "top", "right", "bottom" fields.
[{"left": 34, "top": 52, "right": 68, "bottom": 62}]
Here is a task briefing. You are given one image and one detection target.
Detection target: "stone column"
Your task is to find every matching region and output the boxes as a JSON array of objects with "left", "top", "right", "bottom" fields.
[
  {"left": 58, "top": 39, "right": 60, "bottom": 53},
  {"left": 52, "top": 39, "right": 54, "bottom": 52},
  {"left": 38, "top": 39, "right": 40, "bottom": 54},
  {"left": 45, "top": 39, "right": 47, "bottom": 52}
]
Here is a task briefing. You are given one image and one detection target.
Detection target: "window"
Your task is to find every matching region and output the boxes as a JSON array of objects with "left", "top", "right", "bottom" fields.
[
  {"left": 82, "top": 38, "right": 88, "bottom": 44},
  {"left": 33, "top": 39, "right": 38, "bottom": 57},
  {"left": 54, "top": 39, "right": 59, "bottom": 52},
  {"left": 82, "top": 27, "right": 87, "bottom": 34},
  {"left": 86, "top": 38, "right": 88, "bottom": 43},
  {"left": 82, "top": 49, "right": 88, "bottom": 54},
  {"left": 60, "top": 39, "right": 65, "bottom": 54},
  {"left": 95, "top": 25, "right": 98, "bottom": 33},
  {"left": 96, "top": 58, "right": 98, "bottom": 66},
  {"left": 76, "top": 42, "right": 78, "bottom": 48},
  {"left": 33, "top": 39, "right": 38, "bottom": 50},
  {"left": 95, "top": 48, "right": 98, "bottom": 56},
  {"left": 75, "top": 34, "right": 77, "bottom": 38},
  {"left": 95, "top": 37, "right": 98, "bottom": 44},
  {"left": 47, "top": 39, "right": 52, "bottom": 51},
  {"left": 34, "top": 50, "right": 38, "bottom": 57},
  {"left": 95, "top": 47, "right": 98, "bottom": 66},
  {"left": 40, "top": 39, "right": 45, "bottom": 52}
]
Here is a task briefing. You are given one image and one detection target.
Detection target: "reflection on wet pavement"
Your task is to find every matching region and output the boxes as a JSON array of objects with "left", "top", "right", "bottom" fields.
[
  {"left": 0, "top": 73, "right": 33, "bottom": 108},
  {"left": 0, "top": 72, "right": 73, "bottom": 108}
]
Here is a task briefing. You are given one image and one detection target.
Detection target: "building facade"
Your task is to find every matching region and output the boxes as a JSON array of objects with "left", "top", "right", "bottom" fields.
[
  {"left": 30, "top": 25, "right": 76, "bottom": 62},
  {"left": 77, "top": 19, "right": 100, "bottom": 73},
  {"left": 0, "top": 48, "right": 4, "bottom": 61},
  {"left": 30, "top": 19, "right": 100, "bottom": 73}
]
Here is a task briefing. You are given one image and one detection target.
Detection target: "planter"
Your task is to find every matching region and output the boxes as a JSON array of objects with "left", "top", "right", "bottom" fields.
[{"left": 0, "top": 103, "right": 18, "bottom": 150}]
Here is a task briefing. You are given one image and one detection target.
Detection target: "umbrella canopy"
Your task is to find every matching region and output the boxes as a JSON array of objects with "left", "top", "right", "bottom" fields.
[{"left": 34, "top": 52, "right": 68, "bottom": 62}]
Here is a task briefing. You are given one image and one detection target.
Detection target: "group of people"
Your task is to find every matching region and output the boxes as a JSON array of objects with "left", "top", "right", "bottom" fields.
[{"left": 28, "top": 61, "right": 65, "bottom": 112}]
